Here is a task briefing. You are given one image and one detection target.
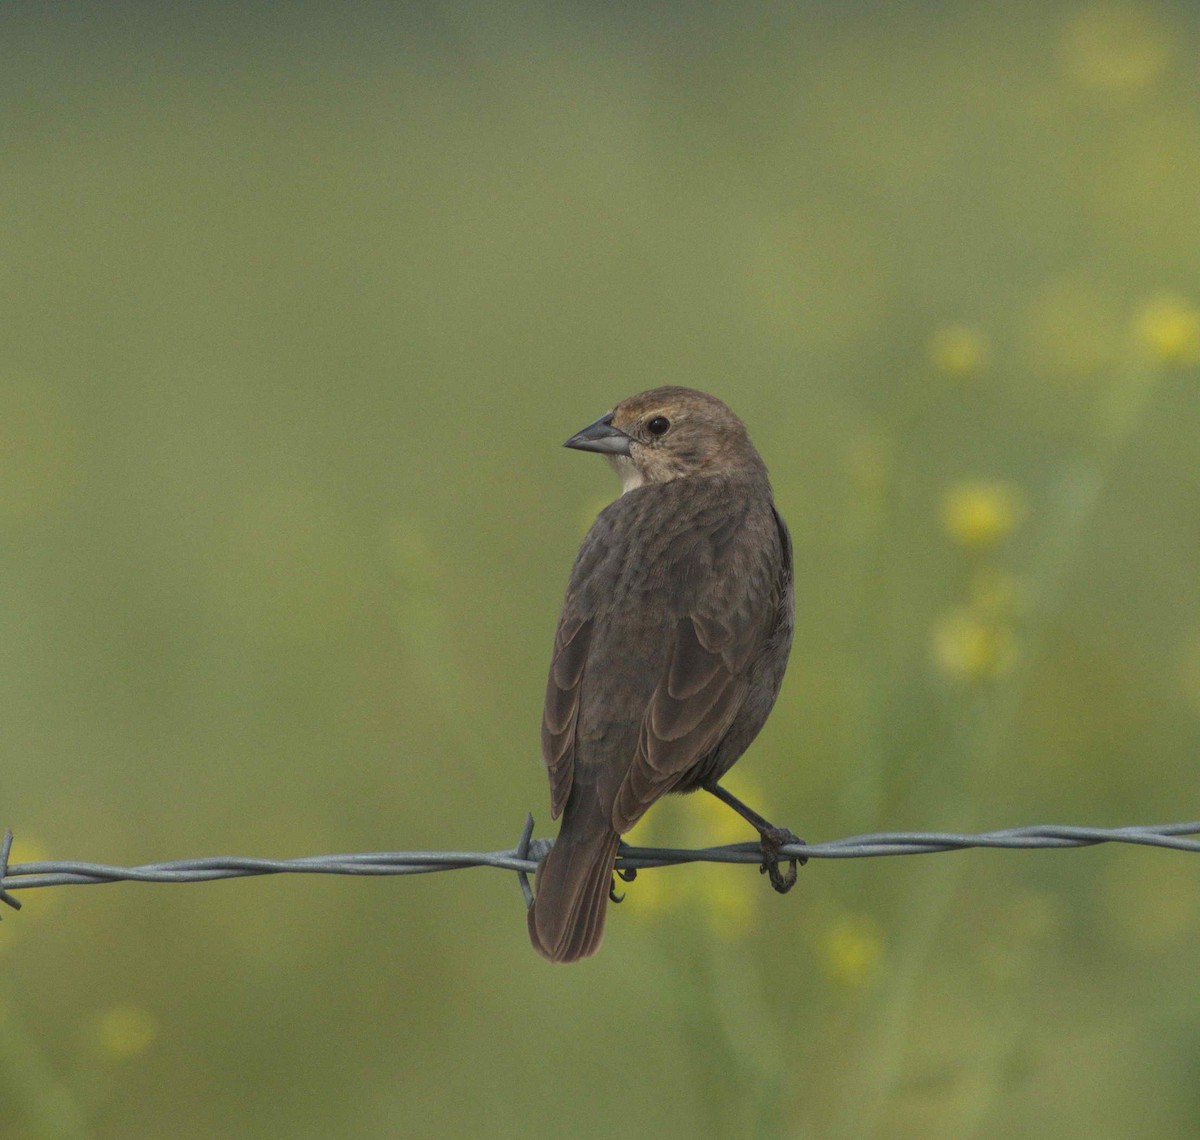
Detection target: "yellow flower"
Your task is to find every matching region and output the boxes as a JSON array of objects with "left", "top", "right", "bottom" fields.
[
  {"left": 940, "top": 482, "right": 1025, "bottom": 550},
  {"left": 933, "top": 607, "right": 1018, "bottom": 683},
  {"left": 821, "top": 916, "right": 884, "bottom": 986},
  {"left": 1133, "top": 294, "right": 1200, "bottom": 364},
  {"left": 1060, "top": 6, "right": 1172, "bottom": 93},
  {"left": 928, "top": 325, "right": 988, "bottom": 378},
  {"left": 92, "top": 1006, "right": 158, "bottom": 1060}
]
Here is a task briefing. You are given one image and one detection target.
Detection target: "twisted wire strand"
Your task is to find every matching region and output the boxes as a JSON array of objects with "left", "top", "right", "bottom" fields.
[{"left": 0, "top": 819, "right": 1196, "bottom": 915}]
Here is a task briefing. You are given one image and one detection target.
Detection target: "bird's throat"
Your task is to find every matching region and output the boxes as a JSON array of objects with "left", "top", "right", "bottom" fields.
[{"left": 609, "top": 454, "right": 646, "bottom": 494}]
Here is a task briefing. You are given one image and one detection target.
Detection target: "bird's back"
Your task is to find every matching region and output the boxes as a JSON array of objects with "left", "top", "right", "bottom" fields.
[{"left": 560, "top": 472, "right": 791, "bottom": 812}]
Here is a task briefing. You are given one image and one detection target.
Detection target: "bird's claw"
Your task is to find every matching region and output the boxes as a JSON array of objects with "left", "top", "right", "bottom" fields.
[
  {"left": 758, "top": 826, "right": 806, "bottom": 894},
  {"left": 609, "top": 856, "right": 638, "bottom": 901}
]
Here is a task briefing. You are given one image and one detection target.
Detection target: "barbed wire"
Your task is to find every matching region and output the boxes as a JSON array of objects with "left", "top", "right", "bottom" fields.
[{"left": 0, "top": 818, "right": 1197, "bottom": 916}]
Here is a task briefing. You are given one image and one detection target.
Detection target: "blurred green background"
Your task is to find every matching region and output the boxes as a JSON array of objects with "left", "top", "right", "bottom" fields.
[{"left": 3, "top": 1, "right": 1199, "bottom": 1136}]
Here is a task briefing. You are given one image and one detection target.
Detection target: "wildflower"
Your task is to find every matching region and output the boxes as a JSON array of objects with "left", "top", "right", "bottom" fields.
[
  {"left": 940, "top": 482, "right": 1025, "bottom": 551},
  {"left": 933, "top": 607, "right": 1018, "bottom": 682},
  {"left": 821, "top": 915, "right": 884, "bottom": 986},
  {"left": 1061, "top": 7, "right": 1172, "bottom": 93},
  {"left": 1133, "top": 294, "right": 1200, "bottom": 364},
  {"left": 92, "top": 1006, "right": 158, "bottom": 1060},
  {"left": 928, "top": 325, "right": 988, "bottom": 378}
]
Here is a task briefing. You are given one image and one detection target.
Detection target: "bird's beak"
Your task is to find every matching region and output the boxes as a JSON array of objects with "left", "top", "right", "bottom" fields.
[{"left": 563, "top": 412, "right": 632, "bottom": 456}]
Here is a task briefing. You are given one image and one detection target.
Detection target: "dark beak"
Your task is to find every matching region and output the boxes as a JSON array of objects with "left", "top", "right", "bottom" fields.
[{"left": 563, "top": 412, "right": 632, "bottom": 456}]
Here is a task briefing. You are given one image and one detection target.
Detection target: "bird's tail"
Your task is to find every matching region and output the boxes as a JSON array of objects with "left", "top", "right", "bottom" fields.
[{"left": 527, "top": 785, "right": 621, "bottom": 964}]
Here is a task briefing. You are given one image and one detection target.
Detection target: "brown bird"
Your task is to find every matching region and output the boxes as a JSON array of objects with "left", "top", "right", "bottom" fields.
[{"left": 528, "top": 386, "right": 800, "bottom": 963}]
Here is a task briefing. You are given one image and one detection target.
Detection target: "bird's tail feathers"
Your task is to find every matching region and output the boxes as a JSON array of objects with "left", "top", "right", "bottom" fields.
[{"left": 527, "top": 788, "right": 620, "bottom": 964}]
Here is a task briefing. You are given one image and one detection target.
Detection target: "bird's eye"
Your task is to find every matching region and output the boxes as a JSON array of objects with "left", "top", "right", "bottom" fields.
[{"left": 646, "top": 416, "right": 671, "bottom": 437}]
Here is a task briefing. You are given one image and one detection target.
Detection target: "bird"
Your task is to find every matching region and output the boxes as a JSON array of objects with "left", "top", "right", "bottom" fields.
[{"left": 527, "top": 386, "right": 800, "bottom": 963}]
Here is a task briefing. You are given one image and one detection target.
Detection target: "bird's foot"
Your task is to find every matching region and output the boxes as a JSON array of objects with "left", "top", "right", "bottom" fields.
[
  {"left": 610, "top": 848, "right": 638, "bottom": 902},
  {"left": 758, "top": 826, "right": 806, "bottom": 894}
]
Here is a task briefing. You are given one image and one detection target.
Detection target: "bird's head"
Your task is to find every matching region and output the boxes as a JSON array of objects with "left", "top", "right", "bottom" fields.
[{"left": 563, "top": 386, "right": 766, "bottom": 493}]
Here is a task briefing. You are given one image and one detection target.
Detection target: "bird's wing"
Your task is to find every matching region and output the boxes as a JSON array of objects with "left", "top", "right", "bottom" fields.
[
  {"left": 541, "top": 614, "right": 592, "bottom": 820},
  {"left": 612, "top": 611, "right": 751, "bottom": 832},
  {"left": 773, "top": 505, "right": 794, "bottom": 587},
  {"left": 612, "top": 504, "right": 791, "bottom": 833}
]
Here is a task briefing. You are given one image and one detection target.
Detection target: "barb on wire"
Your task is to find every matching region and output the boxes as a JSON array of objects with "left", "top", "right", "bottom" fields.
[
  {"left": 0, "top": 828, "right": 20, "bottom": 913},
  {"left": 0, "top": 819, "right": 1196, "bottom": 913}
]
